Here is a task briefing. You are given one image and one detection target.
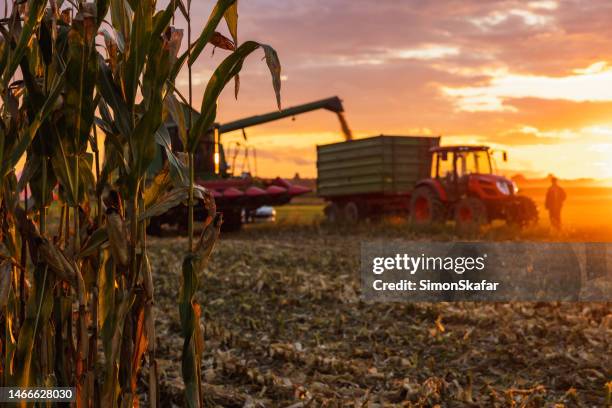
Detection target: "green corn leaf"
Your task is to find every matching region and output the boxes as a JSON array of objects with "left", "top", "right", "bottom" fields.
[
  {"left": 3, "top": 68, "right": 65, "bottom": 177},
  {"left": 189, "top": 41, "right": 282, "bottom": 151},
  {"left": 130, "top": 111, "right": 163, "bottom": 191},
  {"left": 79, "top": 227, "right": 109, "bottom": 258},
  {"left": 65, "top": 7, "right": 98, "bottom": 150},
  {"left": 16, "top": 155, "right": 41, "bottom": 193},
  {"left": 224, "top": 1, "right": 238, "bottom": 45},
  {"left": 12, "top": 265, "right": 54, "bottom": 386},
  {"left": 97, "top": 54, "right": 132, "bottom": 137},
  {"left": 152, "top": 0, "right": 179, "bottom": 39},
  {"left": 164, "top": 94, "right": 188, "bottom": 148},
  {"left": 122, "top": 0, "right": 153, "bottom": 107},
  {"left": 25, "top": 152, "right": 58, "bottom": 209},
  {"left": 51, "top": 138, "right": 77, "bottom": 206},
  {"left": 154, "top": 125, "right": 188, "bottom": 186},
  {"left": 1, "top": 0, "right": 47, "bottom": 87},
  {"left": 109, "top": 0, "right": 133, "bottom": 50}
]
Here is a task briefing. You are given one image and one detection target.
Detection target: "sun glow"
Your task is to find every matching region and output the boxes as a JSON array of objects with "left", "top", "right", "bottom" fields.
[{"left": 443, "top": 62, "right": 612, "bottom": 112}]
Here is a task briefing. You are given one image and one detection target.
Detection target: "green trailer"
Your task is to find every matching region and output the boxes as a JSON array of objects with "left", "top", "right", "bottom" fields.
[{"left": 317, "top": 135, "right": 440, "bottom": 222}]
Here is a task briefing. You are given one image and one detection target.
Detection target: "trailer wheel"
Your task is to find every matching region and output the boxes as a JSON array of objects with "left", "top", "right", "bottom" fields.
[
  {"left": 324, "top": 202, "right": 342, "bottom": 224},
  {"left": 409, "top": 187, "right": 445, "bottom": 225},
  {"left": 454, "top": 197, "right": 487, "bottom": 232},
  {"left": 343, "top": 202, "right": 360, "bottom": 224}
]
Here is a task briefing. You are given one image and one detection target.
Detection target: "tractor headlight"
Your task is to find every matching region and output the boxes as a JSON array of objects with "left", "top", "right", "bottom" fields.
[
  {"left": 512, "top": 181, "right": 519, "bottom": 194},
  {"left": 496, "top": 180, "right": 511, "bottom": 195}
]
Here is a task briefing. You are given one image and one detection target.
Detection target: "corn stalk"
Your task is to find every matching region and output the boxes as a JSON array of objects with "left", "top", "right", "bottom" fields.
[{"left": 0, "top": 0, "right": 281, "bottom": 406}]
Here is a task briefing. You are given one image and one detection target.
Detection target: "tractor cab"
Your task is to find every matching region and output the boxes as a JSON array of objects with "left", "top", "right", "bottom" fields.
[
  {"left": 409, "top": 144, "right": 537, "bottom": 229},
  {"left": 431, "top": 145, "right": 515, "bottom": 202}
]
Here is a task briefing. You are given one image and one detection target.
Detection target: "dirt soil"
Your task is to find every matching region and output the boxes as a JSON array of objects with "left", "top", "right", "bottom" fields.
[{"left": 149, "top": 224, "right": 611, "bottom": 407}]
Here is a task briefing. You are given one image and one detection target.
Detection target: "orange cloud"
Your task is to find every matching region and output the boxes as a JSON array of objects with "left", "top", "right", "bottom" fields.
[{"left": 175, "top": 0, "right": 612, "bottom": 180}]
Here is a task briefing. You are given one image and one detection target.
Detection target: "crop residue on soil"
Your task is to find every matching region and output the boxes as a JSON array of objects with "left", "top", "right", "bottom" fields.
[{"left": 148, "top": 226, "right": 611, "bottom": 407}]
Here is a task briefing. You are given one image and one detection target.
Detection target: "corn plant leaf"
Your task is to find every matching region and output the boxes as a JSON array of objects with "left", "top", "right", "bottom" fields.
[
  {"left": 130, "top": 304, "right": 149, "bottom": 393},
  {"left": 193, "top": 214, "right": 222, "bottom": 274},
  {"left": 97, "top": 54, "right": 132, "bottom": 137},
  {"left": 26, "top": 153, "right": 58, "bottom": 209},
  {"left": 139, "top": 185, "right": 206, "bottom": 220},
  {"left": 97, "top": 0, "right": 112, "bottom": 28},
  {"left": 152, "top": 0, "right": 179, "bottom": 39},
  {"left": 3, "top": 68, "right": 65, "bottom": 177},
  {"left": 100, "top": 291, "right": 134, "bottom": 406},
  {"left": 38, "top": 16, "right": 53, "bottom": 67},
  {"left": 189, "top": 41, "right": 281, "bottom": 151},
  {"left": 188, "top": 0, "right": 236, "bottom": 66},
  {"left": 261, "top": 44, "right": 282, "bottom": 110},
  {"left": 16, "top": 155, "right": 40, "bottom": 193},
  {"left": 165, "top": 94, "right": 188, "bottom": 148},
  {"left": 79, "top": 227, "right": 109, "bottom": 258},
  {"left": 143, "top": 166, "right": 171, "bottom": 210},
  {"left": 13, "top": 264, "right": 54, "bottom": 386},
  {"left": 109, "top": 0, "right": 132, "bottom": 51},
  {"left": 0, "top": 260, "right": 11, "bottom": 308},
  {"left": 154, "top": 125, "right": 188, "bottom": 186},
  {"left": 98, "top": 253, "right": 113, "bottom": 327},
  {"left": 210, "top": 31, "right": 235, "bottom": 51},
  {"left": 130, "top": 108, "right": 164, "bottom": 191},
  {"left": 1, "top": 0, "right": 47, "bottom": 87},
  {"left": 224, "top": 1, "right": 238, "bottom": 44},
  {"left": 123, "top": 0, "right": 153, "bottom": 107},
  {"left": 65, "top": 8, "right": 98, "bottom": 150},
  {"left": 106, "top": 210, "right": 129, "bottom": 266}
]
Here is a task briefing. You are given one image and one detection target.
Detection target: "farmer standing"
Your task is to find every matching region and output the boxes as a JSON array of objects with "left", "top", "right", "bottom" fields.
[{"left": 545, "top": 176, "right": 566, "bottom": 230}]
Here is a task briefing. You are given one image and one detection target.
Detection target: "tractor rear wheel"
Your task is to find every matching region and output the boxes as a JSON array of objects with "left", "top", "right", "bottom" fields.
[
  {"left": 506, "top": 195, "right": 538, "bottom": 227},
  {"left": 454, "top": 197, "right": 487, "bottom": 232},
  {"left": 324, "top": 202, "right": 343, "bottom": 224},
  {"left": 343, "top": 201, "right": 360, "bottom": 224},
  {"left": 409, "top": 186, "right": 446, "bottom": 226}
]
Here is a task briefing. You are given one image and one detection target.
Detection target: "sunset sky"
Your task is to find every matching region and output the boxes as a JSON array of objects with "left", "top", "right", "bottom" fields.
[{"left": 176, "top": 0, "right": 612, "bottom": 180}]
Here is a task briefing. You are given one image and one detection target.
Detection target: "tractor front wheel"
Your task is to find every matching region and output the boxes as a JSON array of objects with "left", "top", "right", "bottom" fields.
[
  {"left": 454, "top": 197, "right": 487, "bottom": 232},
  {"left": 409, "top": 187, "right": 446, "bottom": 226},
  {"left": 506, "top": 195, "right": 538, "bottom": 228}
]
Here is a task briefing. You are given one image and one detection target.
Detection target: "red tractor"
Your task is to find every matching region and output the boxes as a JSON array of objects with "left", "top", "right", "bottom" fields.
[
  {"left": 317, "top": 136, "right": 537, "bottom": 229},
  {"left": 409, "top": 145, "right": 538, "bottom": 229}
]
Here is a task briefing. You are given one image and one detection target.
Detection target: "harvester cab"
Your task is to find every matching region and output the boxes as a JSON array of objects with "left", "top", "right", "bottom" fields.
[{"left": 410, "top": 145, "right": 538, "bottom": 229}]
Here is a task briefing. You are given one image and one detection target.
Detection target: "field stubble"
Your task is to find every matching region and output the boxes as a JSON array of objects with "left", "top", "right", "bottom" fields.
[{"left": 149, "top": 222, "right": 611, "bottom": 407}]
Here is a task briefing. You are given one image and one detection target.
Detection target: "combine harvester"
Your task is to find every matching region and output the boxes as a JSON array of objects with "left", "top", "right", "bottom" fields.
[
  {"left": 317, "top": 136, "right": 538, "bottom": 229},
  {"left": 148, "top": 97, "right": 352, "bottom": 233}
]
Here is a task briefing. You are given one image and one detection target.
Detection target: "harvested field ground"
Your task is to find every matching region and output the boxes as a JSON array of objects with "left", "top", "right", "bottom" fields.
[{"left": 149, "top": 222, "right": 612, "bottom": 407}]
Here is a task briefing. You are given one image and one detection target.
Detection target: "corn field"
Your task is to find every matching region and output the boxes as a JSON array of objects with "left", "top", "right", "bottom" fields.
[{"left": 0, "top": 0, "right": 280, "bottom": 406}]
